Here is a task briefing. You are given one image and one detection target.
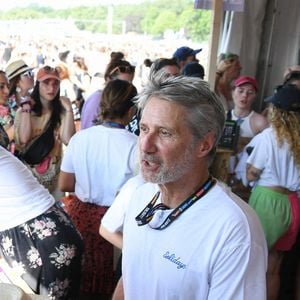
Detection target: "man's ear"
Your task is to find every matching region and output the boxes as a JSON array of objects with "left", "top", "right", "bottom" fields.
[{"left": 196, "top": 132, "right": 215, "bottom": 158}]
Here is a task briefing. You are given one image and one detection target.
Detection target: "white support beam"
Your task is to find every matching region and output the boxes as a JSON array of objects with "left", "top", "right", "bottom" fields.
[{"left": 207, "top": 0, "right": 223, "bottom": 89}]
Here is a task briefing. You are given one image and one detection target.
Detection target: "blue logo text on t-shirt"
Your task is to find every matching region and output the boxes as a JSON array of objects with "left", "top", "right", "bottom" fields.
[{"left": 163, "top": 251, "right": 186, "bottom": 269}]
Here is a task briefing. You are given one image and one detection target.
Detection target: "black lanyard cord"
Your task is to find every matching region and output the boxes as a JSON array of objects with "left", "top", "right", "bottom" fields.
[{"left": 135, "top": 176, "right": 216, "bottom": 230}]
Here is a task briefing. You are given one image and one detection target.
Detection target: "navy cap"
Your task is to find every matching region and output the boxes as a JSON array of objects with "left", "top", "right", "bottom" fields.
[
  {"left": 173, "top": 46, "right": 202, "bottom": 62},
  {"left": 265, "top": 84, "right": 300, "bottom": 112},
  {"left": 182, "top": 62, "right": 205, "bottom": 79}
]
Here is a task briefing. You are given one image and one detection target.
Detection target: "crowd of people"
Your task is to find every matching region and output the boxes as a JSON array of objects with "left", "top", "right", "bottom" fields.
[{"left": 0, "top": 41, "right": 299, "bottom": 300}]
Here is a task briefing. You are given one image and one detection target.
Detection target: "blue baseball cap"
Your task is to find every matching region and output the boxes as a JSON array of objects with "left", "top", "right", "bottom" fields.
[
  {"left": 265, "top": 84, "right": 300, "bottom": 112},
  {"left": 182, "top": 62, "right": 205, "bottom": 79},
  {"left": 173, "top": 46, "right": 202, "bottom": 62}
]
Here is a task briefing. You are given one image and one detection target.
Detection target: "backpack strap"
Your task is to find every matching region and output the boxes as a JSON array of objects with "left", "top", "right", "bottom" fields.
[{"left": 226, "top": 109, "right": 232, "bottom": 120}]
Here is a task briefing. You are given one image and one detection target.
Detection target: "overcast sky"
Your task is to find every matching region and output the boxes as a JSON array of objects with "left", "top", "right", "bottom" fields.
[{"left": 1, "top": 0, "right": 144, "bottom": 10}]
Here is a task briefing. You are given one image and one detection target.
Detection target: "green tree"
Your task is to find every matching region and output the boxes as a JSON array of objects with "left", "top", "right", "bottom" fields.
[
  {"left": 151, "top": 11, "right": 178, "bottom": 36},
  {"left": 178, "top": 6, "right": 211, "bottom": 41},
  {"left": 140, "top": 6, "right": 160, "bottom": 35},
  {"left": 0, "top": 1, "right": 212, "bottom": 42},
  {"left": 115, "top": 4, "right": 147, "bottom": 33}
]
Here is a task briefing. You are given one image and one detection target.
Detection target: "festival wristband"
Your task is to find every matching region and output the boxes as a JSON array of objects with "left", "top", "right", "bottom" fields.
[
  {"left": 20, "top": 96, "right": 31, "bottom": 107},
  {"left": 21, "top": 108, "right": 31, "bottom": 113}
]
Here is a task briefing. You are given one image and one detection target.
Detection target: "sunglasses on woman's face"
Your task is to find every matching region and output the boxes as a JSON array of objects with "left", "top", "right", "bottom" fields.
[
  {"left": 43, "top": 66, "right": 60, "bottom": 73},
  {"left": 21, "top": 70, "right": 34, "bottom": 78},
  {"left": 40, "top": 66, "right": 60, "bottom": 79},
  {"left": 110, "top": 65, "right": 135, "bottom": 76}
]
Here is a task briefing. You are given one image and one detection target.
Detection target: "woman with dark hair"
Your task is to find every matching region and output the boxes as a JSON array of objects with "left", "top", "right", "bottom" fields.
[
  {"left": 72, "top": 56, "right": 91, "bottom": 115},
  {"left": 246, "top": 84, "right": 300, "bottom": 300},
  {"left": 104, "top": 58, "right": 135, "bottom": 82},
  {"left": 149, "top": 58, "right": 180, "bottom": 78},
  {"left": 14, "top": 66, "right": 75, "bottom": 197},
  {"left": 2, "top": 60, "right": 34, "bottom": 149},
  {"left": 110, "top": 51, "right": 124, "bottom": 61},
  {"left": 80, "top": 55, "right": 135, "bottom": 130},
  {"left": 59, "top": 79, "right": 138, "bottom": 299},
  {"left": 5, "top": 59, "right": 34, "bottom": 116},
  {"left": 0, "top": 70, "right": 11, "bottom": 149}
]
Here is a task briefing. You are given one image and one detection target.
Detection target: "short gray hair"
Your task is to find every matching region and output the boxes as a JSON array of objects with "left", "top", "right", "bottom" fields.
[{"left": 137, "top": 73, "right": 225, "bottom": 161}]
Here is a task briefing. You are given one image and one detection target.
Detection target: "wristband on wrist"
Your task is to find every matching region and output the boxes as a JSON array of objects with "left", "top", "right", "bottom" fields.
[
  {"left": 20, "top": 101, "right": 31, "bottom": 107},
  {"left": 21, "top": 108, "right": 31, "bottom": 113},
  {"left": 20, "top": 96, "right": 31, "bottom": 107}
]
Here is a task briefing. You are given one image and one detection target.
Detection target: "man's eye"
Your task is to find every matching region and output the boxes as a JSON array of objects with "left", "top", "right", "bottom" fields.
[
  {"left": 160, "top": 129, "right": 171, "bottom": 137},
  {"left": 139, "top": 125, "right": 147, "bottom": 133}
]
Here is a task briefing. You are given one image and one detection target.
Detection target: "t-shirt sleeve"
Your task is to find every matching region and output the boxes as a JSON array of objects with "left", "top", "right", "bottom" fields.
[
  {"left": 208, "top": 243, "right": 266, "bottom": 299},
  {"left": 60, "top": 134, "right": 76, "bottom": 173},
  {"left": 207, "top": 215, "right": 267, "bottom": 300},
  {"left": 102, "top": 175, "right": 145, "bottom": 233},
  {"left": 246, "top": 132, "right": 268, "bottom": 170}
]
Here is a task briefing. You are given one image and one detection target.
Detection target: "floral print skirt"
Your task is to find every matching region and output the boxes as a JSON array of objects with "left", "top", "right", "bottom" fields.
[
  {"left": 0, "top": 203, "right": 84, "bottom": 299},
  {"left": 62, "top": 195, "right": 115, "bottom": 296}
]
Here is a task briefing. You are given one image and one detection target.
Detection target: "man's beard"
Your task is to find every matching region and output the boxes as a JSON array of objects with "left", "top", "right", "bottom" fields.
[{"left": 140, "top": 140, "right": 197, "bottom": 184}]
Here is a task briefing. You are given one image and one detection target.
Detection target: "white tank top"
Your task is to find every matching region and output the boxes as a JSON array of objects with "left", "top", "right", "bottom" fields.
[{"left": 231, "top": 110, "right": 255, "bottom": 138}]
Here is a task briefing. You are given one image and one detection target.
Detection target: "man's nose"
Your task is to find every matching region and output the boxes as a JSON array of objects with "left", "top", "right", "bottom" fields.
[{"left": 139, "top": 132, "right": 157, "bottom": 154}]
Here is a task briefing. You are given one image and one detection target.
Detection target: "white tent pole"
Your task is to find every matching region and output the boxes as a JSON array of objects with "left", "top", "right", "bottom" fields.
[
  {"left": 220, "top": 10, "right": 229, "bottom": 52},
  {"left": 207, "top": 0, "right": 223, "bottom": 89}
]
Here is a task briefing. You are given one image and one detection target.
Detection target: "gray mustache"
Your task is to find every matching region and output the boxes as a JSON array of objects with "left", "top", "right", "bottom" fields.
[{"left": 140, "top": 154, "right": 161, "bottom": 164}]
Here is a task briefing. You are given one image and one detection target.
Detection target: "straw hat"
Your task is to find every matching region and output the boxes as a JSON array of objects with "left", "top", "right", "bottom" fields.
[
  {"left": 0, "top": 283, "right": 49, "bottom": 300},
  {"left": 5, "top": 60, "right": 33, "bottom": 81}
]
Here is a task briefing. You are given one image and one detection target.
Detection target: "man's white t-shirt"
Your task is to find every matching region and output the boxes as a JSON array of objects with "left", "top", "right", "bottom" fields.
[
  {"left": 61, "top": 125, "right": 138, "bottom": 206},
  {"left": 0, "top": 146, "right": 55, "bottom": 231},
  {"left": 102, "top": 179, "right": 268, "bottom": 300}
]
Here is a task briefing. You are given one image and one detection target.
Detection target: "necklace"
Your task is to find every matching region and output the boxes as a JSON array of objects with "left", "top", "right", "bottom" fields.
[
  {"left": 135, "top": 176, "right": 216, "bottom": 230},
  {"left": 102, "top": 121, "right": 125, "bottom": 129}
]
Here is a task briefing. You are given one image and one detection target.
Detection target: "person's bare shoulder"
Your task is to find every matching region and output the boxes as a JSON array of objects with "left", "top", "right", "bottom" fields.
[{"left": 251, "top": 112, "right": 269, "bottom": 134}]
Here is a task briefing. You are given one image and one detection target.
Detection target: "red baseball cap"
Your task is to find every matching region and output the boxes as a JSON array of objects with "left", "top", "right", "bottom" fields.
[
  {"left": 37, "top": 66, "right": 60, "bottom": 82},
  {"left": 234, "top": 76, "right": 258, "bottom": 92}
]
